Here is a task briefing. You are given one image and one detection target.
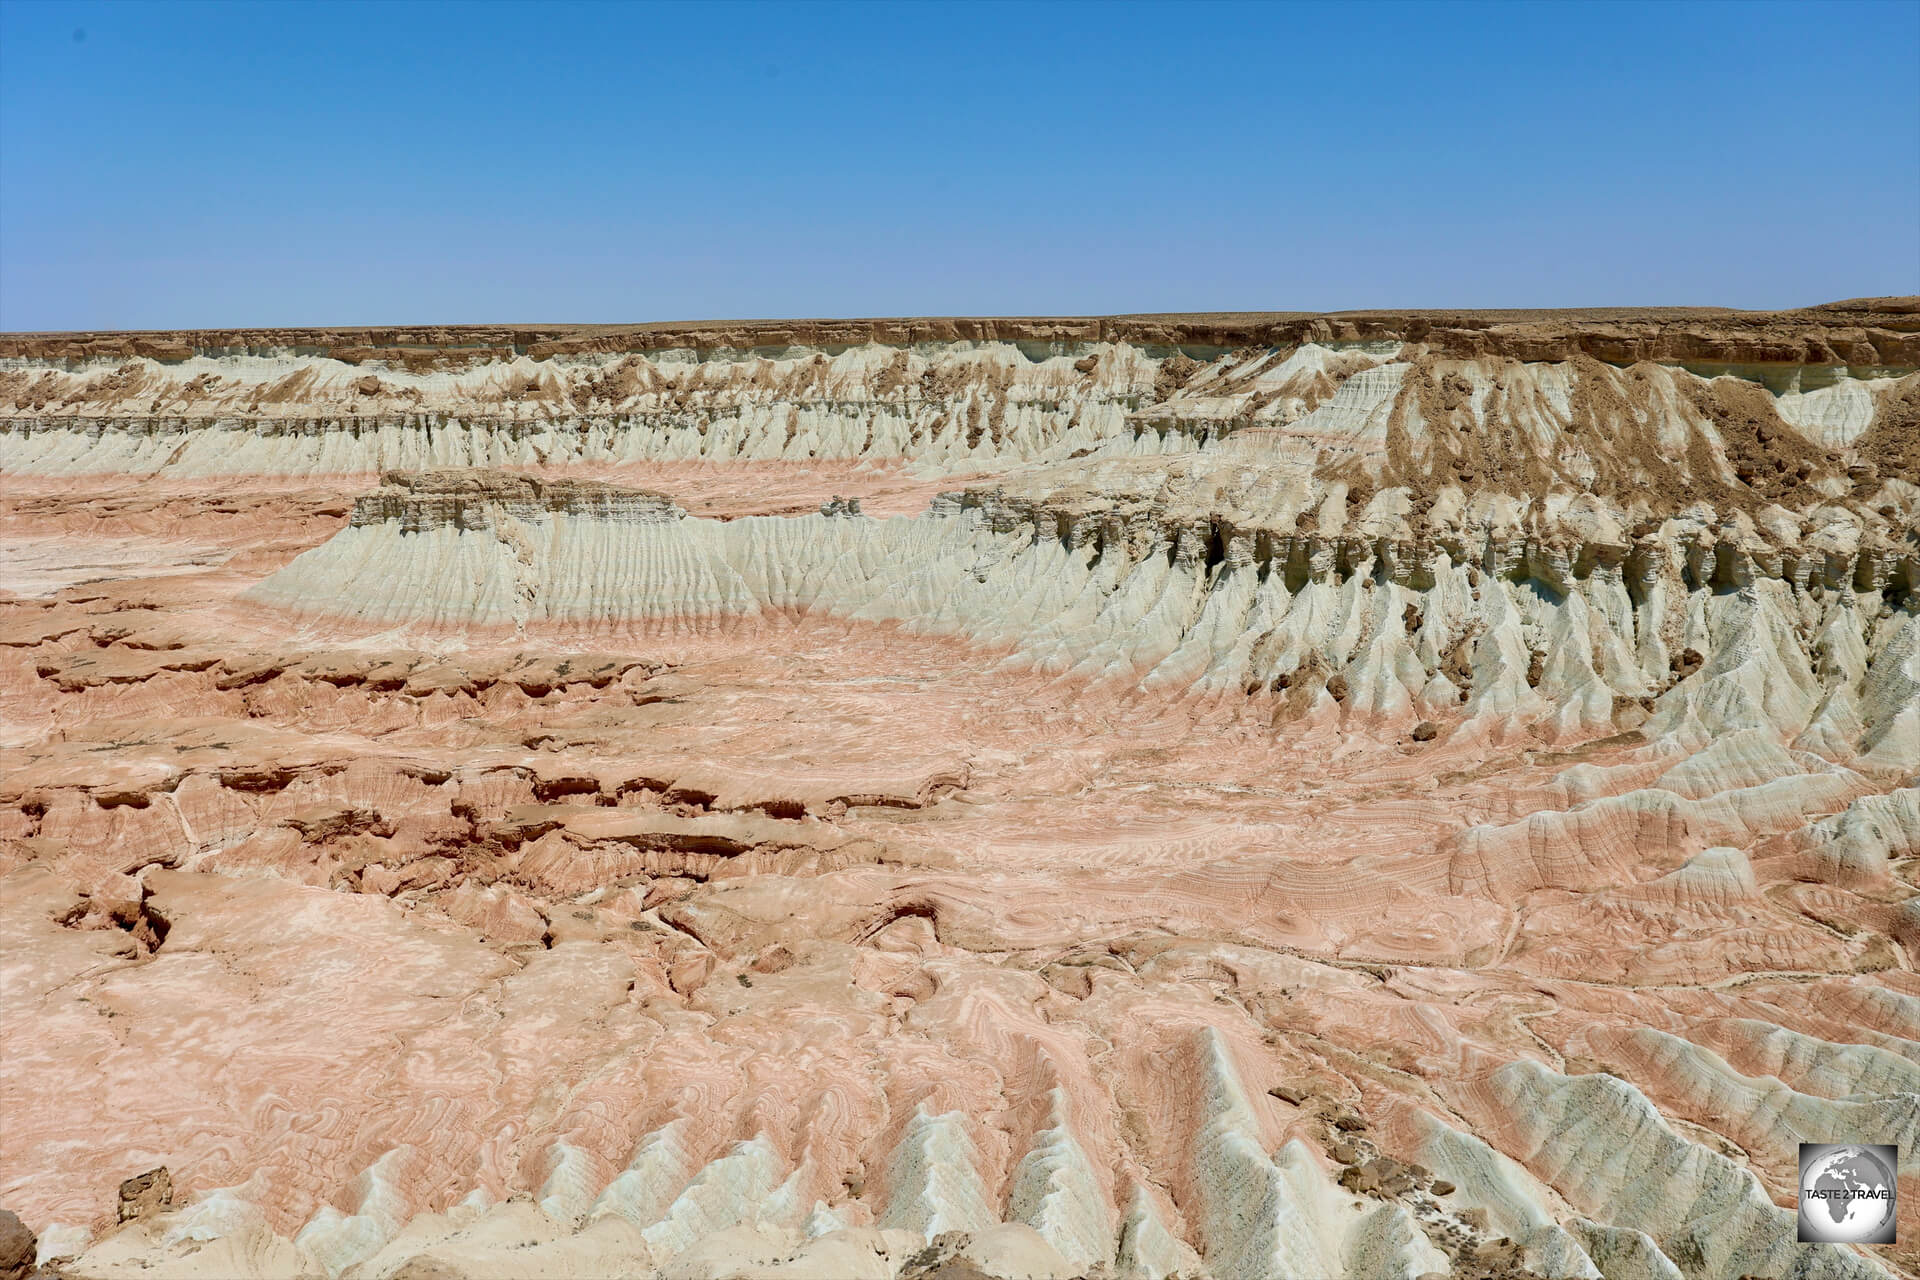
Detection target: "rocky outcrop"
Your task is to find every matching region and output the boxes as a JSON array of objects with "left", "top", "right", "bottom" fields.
[
  {"left": 3, "top": 309, "right": 1916, "bottom": 1280},
  {"left": 3, "top": 297, "right": 1915, "bottom": 364},
  {"left": 0, "top": 1211, "right": 34, "bottom": 1280},
  {"left": 245, "top": 467, "right": 1919, "bottom": 779}
]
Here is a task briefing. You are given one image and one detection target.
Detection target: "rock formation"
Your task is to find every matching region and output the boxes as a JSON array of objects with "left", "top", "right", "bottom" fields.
[{"left": 1, "top": 302, "right": 1915, "bottom": 1279}]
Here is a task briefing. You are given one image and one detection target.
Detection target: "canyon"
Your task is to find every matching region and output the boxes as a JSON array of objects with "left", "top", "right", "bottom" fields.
[{"left": 0, "top": 301, "right": 1916, "bottom": 1280}]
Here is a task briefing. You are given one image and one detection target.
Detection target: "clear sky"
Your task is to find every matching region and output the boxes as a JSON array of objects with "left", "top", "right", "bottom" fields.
[{"left": 2, "top": 0, "right": 1917, "bottom": 330}]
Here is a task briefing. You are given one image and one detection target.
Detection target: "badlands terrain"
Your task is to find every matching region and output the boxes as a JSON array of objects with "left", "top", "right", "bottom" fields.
[{"left": 0, "top": 301, "right": 1916, "bottom": 1280}]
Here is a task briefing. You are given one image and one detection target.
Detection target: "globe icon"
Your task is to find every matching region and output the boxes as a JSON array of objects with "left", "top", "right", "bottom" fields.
[{"left": 1800, "top": 1145, "right": 1897, "bottom": 1243}]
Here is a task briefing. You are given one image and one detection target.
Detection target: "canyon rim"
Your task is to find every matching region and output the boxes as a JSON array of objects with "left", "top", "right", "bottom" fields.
[{"left": 1, "top": 302, "right": 1917, "bottom": 1280}]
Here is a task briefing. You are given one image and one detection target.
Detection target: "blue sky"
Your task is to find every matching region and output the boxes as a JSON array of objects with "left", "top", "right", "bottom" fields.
[{"left": 2, "top": 0, "right": 1916, "bottom": 329}]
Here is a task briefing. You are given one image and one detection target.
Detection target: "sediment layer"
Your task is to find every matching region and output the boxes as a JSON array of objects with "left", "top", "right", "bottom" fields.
[
  {"left": 1, "top": 304, "right": 1915, "bottom": 1280},
  {"left": 4, "top": 297, "right": 1917, "bottom": 364}
]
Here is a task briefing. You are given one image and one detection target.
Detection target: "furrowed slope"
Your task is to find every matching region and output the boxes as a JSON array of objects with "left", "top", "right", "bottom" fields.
[{"left": 1, "top": 305, "right": 1915, "bottom": 1280}]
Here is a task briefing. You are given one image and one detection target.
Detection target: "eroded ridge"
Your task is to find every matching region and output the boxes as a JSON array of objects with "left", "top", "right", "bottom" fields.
[{"left": 1, "top": 305, "right": 1916, "bottom": 1280}]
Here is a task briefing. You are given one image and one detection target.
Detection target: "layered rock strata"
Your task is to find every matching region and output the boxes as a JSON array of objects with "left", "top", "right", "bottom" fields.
[{"left": 1, "top": 304, "right": 1916, "bottom": 1280}]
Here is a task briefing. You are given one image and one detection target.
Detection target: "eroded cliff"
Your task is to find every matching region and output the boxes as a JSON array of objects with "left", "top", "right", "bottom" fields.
[{"left": 1, "top": 304, "right": 1916, "bottom": 1280}]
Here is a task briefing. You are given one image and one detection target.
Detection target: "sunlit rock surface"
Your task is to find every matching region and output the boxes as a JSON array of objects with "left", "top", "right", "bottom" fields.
[{"left": 2, "top": 304, "right": 1916, "bottom": 1278}]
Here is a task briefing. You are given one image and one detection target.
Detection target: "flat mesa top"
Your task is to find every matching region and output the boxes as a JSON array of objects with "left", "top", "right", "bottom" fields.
[{"left": 4, "top": 297, "right": 1917, "bottom": 362}]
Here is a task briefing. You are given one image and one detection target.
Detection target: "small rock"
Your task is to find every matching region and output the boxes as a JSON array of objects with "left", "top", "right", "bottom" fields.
[
  {"left": 1341, "top": 1156, "right": 1417, "bottom": 1197},
  {"left": 1430, "top": 1179, "right": 1456, "bottom": 1196},
  {"left": 117, "top": 1167, "right": 173, "bottom": 1222},
  {"left": 1369, "top": 1157, "right": 1418, "bottom": 1195},
  {"left": 1471, "top": 1236, "right": 1524, "bottom": 1266},
  {"left": 668, "top": 951, "right": 714, "bottom": 995},
  {"left": 1338, "top": 1163, "right": 1379, "bottom": 1194},
  {"left": 751, "top": 944, "right": 796, "bottom": 975},
  {"left": 1411, "top": 721, "right": 1439, "bottom": 742},
  {"left": 1041, "top": 962, "right": 1094, "bottom": 999},
  {"left": 1266, "top": 1083, "right": 1308, "bottom": 1105},
  {"left": 0, "top": 1209, "right": 35, "bottom": 1280},
  {"left": 1331, "top": 1111, "right": 1369, "bottom": 1132},
  {"left": 1458, "top": 1206, "right": 1490, "bottom": 1232},
  {"left": 87, "top": 873, "right": 146, "bottom": 924},
  {"left": 643, "top": 877, "right": 696, "bottom": 910},
  {"left": 285, "top": 805, "right": 387, "bottom": 841}
]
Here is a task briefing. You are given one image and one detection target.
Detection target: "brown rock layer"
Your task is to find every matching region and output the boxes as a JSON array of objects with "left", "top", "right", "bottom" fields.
[
  {"left": 1, "top": 312, "right": 1914, "bottom": 1280},
  {"left": 4, "top": 298, "right": 1916, "bottom": 367}
]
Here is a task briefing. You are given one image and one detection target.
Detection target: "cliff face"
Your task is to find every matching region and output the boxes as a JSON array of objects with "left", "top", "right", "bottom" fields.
[
  {"left": 5, "top": 310, "right": 1916, "bottom": 489},
  {"left": 241, "top": 466, "right": 1919, "bottom": 776},
  {"left": 2, "top": 307, "right": 1917, "bottom": 1280},
  {"left": 3, "top": 297, "right": 1917, "bottom": 364}
]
